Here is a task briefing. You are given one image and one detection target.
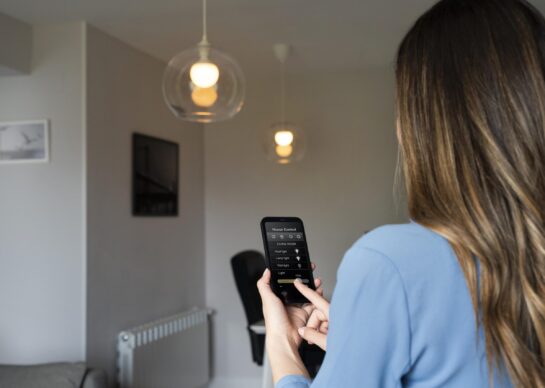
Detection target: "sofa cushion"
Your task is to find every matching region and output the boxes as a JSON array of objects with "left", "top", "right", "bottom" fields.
[
  {"left": 0, "top": 362, "right": 87, "bottom": 388},
  {"left": 82, "top": 368, "right": 108, "bottom": 388}
]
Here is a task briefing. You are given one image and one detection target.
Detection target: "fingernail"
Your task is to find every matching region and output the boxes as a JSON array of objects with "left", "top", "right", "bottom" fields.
[
  {"left": 298, "top": 327, "right": 305, "bottom": 335},
  {"left": 294, "top": 278, "right": 302, "bottom": 283}
]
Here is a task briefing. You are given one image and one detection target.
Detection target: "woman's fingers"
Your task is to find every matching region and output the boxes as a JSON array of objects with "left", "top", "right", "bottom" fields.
[
  {"left": 319, "top": 321, "right": 329, "bottom": 334},
  {"left": 313, "top": 278, "right": 324, "bottom": 296},
  {"left": 315, "top": 286, "right": 323, "bottom": 296},
  {"left": 298, "top": 327, "right": 327, "bottom": 351},
  {"left": 257, "top": 268, "right": 271, "bottom": 286},
  {"left": 294, "top": 278, "right": 330, "bottom": 314},
  {"left": 312, "top": 262, "right": 324, "bottom": 294},
  {"left": 256, "top": 269, "right": 275, "bottom": 299},
  {"left": 307, "top": 308, "right": 327, "bottom": 331},
  {"left": 300, "top": 300, "right": 329, "bottom": 348}
]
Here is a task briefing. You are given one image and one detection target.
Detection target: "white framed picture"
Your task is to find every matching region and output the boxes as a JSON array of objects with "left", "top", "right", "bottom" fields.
[{"left": 0, "top": 120, "right": 49, "bottom": 164}]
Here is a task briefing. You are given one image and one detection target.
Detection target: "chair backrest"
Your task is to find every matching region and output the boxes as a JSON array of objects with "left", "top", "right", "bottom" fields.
[{"left": 231, "top": 250, "right": 266, "bottom": 326}]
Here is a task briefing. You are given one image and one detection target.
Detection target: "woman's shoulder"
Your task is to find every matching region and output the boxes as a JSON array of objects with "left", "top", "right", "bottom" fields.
[
  {"left": 357, "top": 222, "right": 446, "bottom": 252},
  {"left": 344, "top": 222, "right": 459, "bottom": 285}
]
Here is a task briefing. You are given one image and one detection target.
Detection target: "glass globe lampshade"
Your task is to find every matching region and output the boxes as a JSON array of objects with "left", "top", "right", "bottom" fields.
[
  {"left": 264, "top": 122, "right": 306, "bottom": 164},
  {"left": 163, "top": 46, "right": 245, "bottom": 123}
]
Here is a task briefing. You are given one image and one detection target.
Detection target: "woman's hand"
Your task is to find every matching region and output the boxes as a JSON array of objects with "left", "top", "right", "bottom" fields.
[
  {"left": 294, "top": 278, "right": 330, "bottom": 351},
  {"left": 256, "top": 267, "right": 323, "bottom": 382},
  {"left": 256, "top": 268, "right": 323, "bottom": 346}
]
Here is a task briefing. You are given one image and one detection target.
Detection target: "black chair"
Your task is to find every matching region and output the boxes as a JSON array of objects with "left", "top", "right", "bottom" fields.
[
  {"left": 231, "top": 250, "right": 267, "bottom": 365},
  {"left": 231, "top": 250, "right": 326, "bottom": 377}
]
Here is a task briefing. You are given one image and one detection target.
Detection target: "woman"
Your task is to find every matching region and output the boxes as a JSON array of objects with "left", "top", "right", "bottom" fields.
[{"left": 257, "top": 0, "right": 545, "bottom": 386}]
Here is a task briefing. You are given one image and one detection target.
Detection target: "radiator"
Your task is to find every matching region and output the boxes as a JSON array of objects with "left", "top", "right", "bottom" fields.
[{"left": 117, "top": 308, "right": 212, "bottom": 388}]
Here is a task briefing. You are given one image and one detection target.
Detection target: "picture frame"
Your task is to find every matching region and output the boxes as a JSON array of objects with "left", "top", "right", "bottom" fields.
[{"left": 0, "top": 120, "right": 50, "bottom": 164}]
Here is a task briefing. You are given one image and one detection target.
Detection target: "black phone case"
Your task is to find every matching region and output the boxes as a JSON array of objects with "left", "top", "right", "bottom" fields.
[{"left": 260, "top": 216, "right": 315, "bottom": 304}]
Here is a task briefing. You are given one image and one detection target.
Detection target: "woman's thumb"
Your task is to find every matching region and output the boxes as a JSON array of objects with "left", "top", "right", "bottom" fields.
[{"left": 298, "top": 327, "right": 327, "bottom": 351}]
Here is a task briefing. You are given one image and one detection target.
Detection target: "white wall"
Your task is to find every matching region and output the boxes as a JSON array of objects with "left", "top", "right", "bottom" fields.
[
  {"left": 205, "top": 68, "right": 407, "bottom": 386},
  {"left": 85, "top": 26, "right": 205, "bottom": 385},
  {"left": 0, "top": 23, "right": 86, "bottom": 363}
]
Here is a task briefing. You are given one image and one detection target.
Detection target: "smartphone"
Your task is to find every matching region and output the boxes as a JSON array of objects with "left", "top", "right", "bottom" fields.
[{"left": 260, "top": 217, "right": 316, "bottom": 304}]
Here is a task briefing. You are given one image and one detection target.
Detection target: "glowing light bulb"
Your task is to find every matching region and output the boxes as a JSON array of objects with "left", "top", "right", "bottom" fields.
[
  {"left": 275, "top": 144, "right": 293, "bottom": 158},
  {"left": 274, "top": 130, "right": 294, "bottom": 146},
  {"left": 190, "top": 61, "right": 219, "bottom": 88},
  {"left": 191, "top": 86, "right": 218, "bottom": 108}
]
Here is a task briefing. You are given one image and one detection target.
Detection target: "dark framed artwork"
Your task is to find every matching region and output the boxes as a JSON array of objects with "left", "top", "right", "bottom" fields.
[{"left": 132, "top": 133, "right": 179, "bottom": 216}]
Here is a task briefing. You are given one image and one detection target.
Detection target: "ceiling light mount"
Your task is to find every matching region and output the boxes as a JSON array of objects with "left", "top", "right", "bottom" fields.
[
  {"left": 273, "top": 43, "right": 290, "bottom": 65},
  {"left": 162, "top": 0, "right": 246, "bottom": 123}
]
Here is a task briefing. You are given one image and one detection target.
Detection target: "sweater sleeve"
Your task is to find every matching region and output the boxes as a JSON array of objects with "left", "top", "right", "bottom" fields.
[
  {"left": 276, "top": 375, "right": 311, "bottom": 388},
  {"left": 277, "top": 246, "right": 412, "bottom": 388}
]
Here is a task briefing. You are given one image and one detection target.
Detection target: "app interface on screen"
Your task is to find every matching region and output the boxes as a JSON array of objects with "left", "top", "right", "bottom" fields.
[{"left": 264, "top": 221, "right": 312, "bottom": 296}]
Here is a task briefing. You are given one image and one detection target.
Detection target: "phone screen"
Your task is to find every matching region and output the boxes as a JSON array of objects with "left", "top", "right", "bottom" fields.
[{"left": 261, "top": 217, "right": 315, "bottom": 304}]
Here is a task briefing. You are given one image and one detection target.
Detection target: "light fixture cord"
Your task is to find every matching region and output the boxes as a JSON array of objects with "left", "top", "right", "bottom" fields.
[
  {"left": 281, "top": 57, "right": 286, "bottom": 124},
  {"left": 201, "top": 0, "right": 209, "bottom": 44}
]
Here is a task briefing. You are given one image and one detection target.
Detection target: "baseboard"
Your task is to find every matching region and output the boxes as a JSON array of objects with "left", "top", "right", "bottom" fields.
[{"left": 207, "top": 376, "right": 262, "bottom": 388}]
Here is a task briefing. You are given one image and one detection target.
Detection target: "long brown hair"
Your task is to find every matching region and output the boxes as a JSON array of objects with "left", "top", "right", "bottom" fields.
[{"left": 396, "top": 0, "right": 545, "bottom": 386}]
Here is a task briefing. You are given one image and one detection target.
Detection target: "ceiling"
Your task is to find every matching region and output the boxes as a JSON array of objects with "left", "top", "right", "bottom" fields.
[{"left": 2, "top": 0, "right": 545, "bottom": 75}]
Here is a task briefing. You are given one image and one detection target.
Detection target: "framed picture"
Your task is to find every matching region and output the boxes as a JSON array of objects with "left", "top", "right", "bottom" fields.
[
  {"left": 132, "top": 133, "right": 179, "bottom": 216},
  {"left": 0, "top": 120, "right": 49, "bottom": 164}
]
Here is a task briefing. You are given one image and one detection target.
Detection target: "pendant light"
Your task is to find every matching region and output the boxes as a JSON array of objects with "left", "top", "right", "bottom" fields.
[
  {"left": 264, "top": 44, "right": 306, "bottom": 164},
  {"left": 163, "top": 0, "right": 246, "bottom": 123}
]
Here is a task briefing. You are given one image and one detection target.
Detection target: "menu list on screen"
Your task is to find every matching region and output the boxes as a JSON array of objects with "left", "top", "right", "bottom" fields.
[{"left": 263, "top": 221, "right": 313, "bottom": 301}]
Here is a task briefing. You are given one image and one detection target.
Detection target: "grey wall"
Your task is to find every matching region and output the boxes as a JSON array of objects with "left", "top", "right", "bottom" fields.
[
  {"left": 0, "top": 12, "right": 31, "bottom": 76},
  {"left": 205, "top": 68, "right": 407, "bottom": 387},
  {"left": 0, "top": 23, "right": 86, "bottom": 364},
  {"left": 85, "top": 26, "right": 205, "bottom": 384}
]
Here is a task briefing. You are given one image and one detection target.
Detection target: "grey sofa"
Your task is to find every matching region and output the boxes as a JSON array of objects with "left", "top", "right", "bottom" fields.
[{"left": 0, "top": 362, "right": 107, "bottom": 388}]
